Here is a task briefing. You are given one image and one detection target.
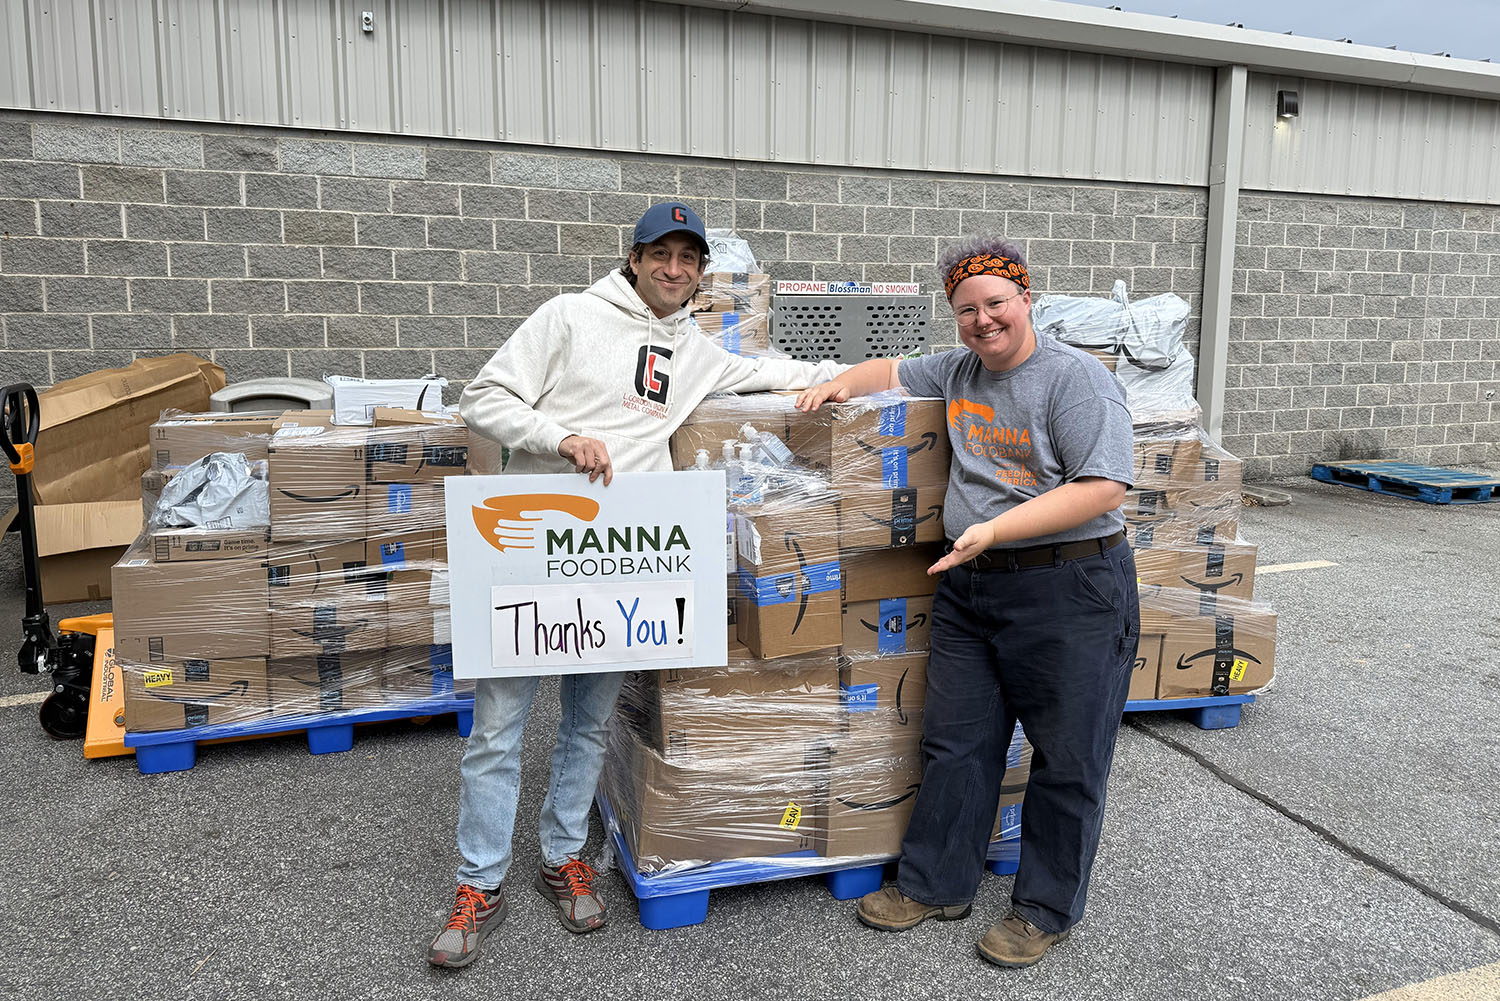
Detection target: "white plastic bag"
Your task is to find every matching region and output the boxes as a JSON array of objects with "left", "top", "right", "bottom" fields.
[
  {"left": 705, "top": 229, "right": 760, "bottom": 273},
  {"left": 150, "top": 452, "right": 270, "bottom": 530}
]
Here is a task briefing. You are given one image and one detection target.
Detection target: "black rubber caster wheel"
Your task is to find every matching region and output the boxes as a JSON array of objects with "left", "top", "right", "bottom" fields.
[{"left": 39, "top": 691, "right": 88, "bottom": 740}]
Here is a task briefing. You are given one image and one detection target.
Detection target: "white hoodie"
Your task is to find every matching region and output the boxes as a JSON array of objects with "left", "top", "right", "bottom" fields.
[{"left": 460, "top": 270, "right": 847, "bottom": 473}]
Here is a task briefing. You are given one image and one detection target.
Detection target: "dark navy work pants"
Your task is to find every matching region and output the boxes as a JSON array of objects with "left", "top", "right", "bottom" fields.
[{"left": 896, "top": 539, "right": 1139, "bottom": 934}]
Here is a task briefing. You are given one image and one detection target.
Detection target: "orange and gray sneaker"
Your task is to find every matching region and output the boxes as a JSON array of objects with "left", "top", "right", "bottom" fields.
[
  {"left": 535, "top": 858, "right": 607, "bottom": 933},
  {"left": 427, "top": 884, "right": 507, "bottom": 968}
]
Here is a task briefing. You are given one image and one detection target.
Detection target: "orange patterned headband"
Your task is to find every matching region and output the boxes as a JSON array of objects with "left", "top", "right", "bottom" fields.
[{"left": 944, "top": 253, "right": 1030, "bottom": 298}]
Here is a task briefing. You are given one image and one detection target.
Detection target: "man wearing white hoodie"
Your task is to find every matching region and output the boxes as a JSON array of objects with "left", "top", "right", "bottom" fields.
[{"left": 427, "top": 202, "right": 845, "bottom": 967}]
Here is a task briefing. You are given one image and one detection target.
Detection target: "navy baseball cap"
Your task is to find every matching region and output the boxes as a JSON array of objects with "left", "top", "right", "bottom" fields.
[{"left": 633, "top": 201, "right": 710, "bottom": 256}]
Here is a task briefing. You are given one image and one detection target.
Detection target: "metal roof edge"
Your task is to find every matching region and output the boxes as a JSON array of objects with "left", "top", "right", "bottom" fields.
[{"left": 680, "top": 0, "right": 1500, "bottom": 101}]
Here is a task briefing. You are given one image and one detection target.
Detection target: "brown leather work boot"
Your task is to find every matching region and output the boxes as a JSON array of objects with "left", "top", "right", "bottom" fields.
[
  {"left": 976, "top": 910, "right": 1071, "bottom": 968},
  {"left": 856, "top": 886, "right": 972, "bottom": 931}
]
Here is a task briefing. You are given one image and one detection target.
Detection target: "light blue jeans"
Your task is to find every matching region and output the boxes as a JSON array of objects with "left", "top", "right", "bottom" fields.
[{"left": 455, "top": 671, "right": 627, "bottom": 889}]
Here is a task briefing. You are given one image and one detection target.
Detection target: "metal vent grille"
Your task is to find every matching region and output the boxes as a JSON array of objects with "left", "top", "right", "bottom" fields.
[{"left": 771, "top": 295, "right": 931, "bottom": 363}]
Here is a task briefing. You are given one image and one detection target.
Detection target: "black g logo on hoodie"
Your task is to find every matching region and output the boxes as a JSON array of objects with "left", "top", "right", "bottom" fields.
[{"left": 634, "top": 345, "right": 673, "bottom": 404}]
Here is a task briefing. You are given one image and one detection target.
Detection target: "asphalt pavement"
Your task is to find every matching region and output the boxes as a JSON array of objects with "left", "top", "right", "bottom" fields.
[{"left": 1, "top": 477, "right": 1497, "bottom": 1001}]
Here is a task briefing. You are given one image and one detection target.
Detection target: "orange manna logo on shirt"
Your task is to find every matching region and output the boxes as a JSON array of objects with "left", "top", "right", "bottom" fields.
[
  {"left": 472, "top": 493, "right": 601, "bottom": 554},
  {"left": 948, "top": 397, "right": 1038, "bottom": 484}
]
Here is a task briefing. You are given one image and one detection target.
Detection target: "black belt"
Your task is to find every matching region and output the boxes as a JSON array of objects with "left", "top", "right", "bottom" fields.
[{"left": 954, "top": 530, "right": 1125, "bottom": 572}]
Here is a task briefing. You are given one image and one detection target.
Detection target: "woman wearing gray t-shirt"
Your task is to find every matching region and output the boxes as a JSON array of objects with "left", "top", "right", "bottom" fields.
[{"left": 796, "top": 236, "right": 1139, "bottom": 969}]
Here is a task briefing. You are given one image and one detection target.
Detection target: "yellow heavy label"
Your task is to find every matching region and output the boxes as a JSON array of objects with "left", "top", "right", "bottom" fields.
[
  {"left": 1230, "top": 659, "right": 1248, "bottom": 683},
  {"left": 779, "top": 802, "right": 803, "bottom": 831},
  {"left": 143, "top": 668, "right": 174, "bottom": 688}
]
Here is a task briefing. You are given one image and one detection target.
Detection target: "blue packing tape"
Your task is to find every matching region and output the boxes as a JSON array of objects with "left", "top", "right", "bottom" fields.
[
  {"left": 881, "top": 447, "right": 909, "bottom": 488},
  {"left": 738, "top": 560, "right": 842, "bottom": 606},
  {"left": 877, "top": 401, "right": 907, "bottom": 436},
  {"left": 876, "top": 596, "right": 908, "bottom": 654},
  {"left": 841, "top": 682, "right": 880, "bottom": 712},
  {"left": 387, "top": 483, "right": 413, "bottom": 514}
]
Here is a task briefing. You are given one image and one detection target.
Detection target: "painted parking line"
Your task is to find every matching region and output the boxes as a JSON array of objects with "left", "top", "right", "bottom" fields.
[
  {"left": 0, "top": 691, "right": 47, "bottom": 709},
  {"left": 1256, "top": 560, "right": 1338, "bottom": 574},
  {"left": 1359, "top": 960, "right": 1500, "bottom": 1000}
]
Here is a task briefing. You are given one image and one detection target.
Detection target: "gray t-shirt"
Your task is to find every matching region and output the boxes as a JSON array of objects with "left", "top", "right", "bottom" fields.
[{"left": 897, "top": 334, "right": 1134, "bottom": 548}]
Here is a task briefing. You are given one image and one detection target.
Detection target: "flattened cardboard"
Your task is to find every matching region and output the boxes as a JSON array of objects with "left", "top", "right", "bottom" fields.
[
  {"left": 112, "top": 548, "right": 269, "bottom": 660},
  {"left": 840, "top": 596, "right": 933, "bottom": 656},
  {"left": 120, "top": 656, "right": 270, "bottom": 733},
  {"left": 34, "top": 353, "right": 224, "bottom": 505},
  {"left": 2, "top": 499, "right": 142, "bottom": 602},
  {"left": 837, "top": 484, "right": 946, "bottom": 550}
]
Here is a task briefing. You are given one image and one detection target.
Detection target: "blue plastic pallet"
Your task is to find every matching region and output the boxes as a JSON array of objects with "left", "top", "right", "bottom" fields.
[
  {"left": 1124, "top": 694, "right": 1255, "bottom": 730},
  {"left": 598, "top": 789, "right": 1021, "bottom": 930},
  {"left": 122, "top": 694, "right": 475, "bottom": 775},
  {"left": 1310, "top": 460, "right": 1499, "bottom": 505}
]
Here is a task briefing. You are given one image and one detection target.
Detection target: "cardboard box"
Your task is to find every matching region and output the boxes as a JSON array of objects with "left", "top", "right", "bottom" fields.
[
  {"left": 1122, "top": 486, "right": 1240, "bottom": 548},
  {"left": 112, "top": 548, "right": 270, "bottom": 660},
  {"left": 325, "top": 375, "right": 446, "bottom": 426},
  {"left": 1132, "top": 435, "right": 1203, "bottom": 485},
  {"left": 735, "top": 566, "right": 842, "bottom": 660},
  {"left": 266, "top": 650, "right": 385, "bottom": 714},
  {"left": 383, "top": 570, "right": 452, "bottom": 649},
  {"left": 691, "top": 272, "right": 772, "bottom": 312},
  {"left": 1130, "top": 609, "right": 1171, "bottom": 701},
  {"left": 120, "top": 656, "right": 270, "bottom": 733},
  {"left": 1173, "top": 540, "right": 1257, "bottom": 605},
  {"left": 841, "top": 596, "right": 933, "bottom": 656},
  {"left": 33, "top": 353, "right": 224, "bottom": 505},
  {"left": 816, "top": 724, "right": 923, "bottom": 859},
  {"left": 637, "top": 644, "right": 840, "bottom": 757},
  {"left": 0, "top": 499, "right": 141, "bottom": 602},
  {"left": 267, "top": 413, "right": 368, "bottom": 541},
  {"left": 149, "top": 527, "right": 270, "bottom": 562},
  {"left": 266, "top": 540, "right": 373, "bottom": 602},
  {"left": 840, "top": 652, "right": 927, "bottom": 720},
  {"left": 149, "top": 412, "right": 278, "bottom": 469},
  {"left": 380, "top": 645, "right": 471, "bottom": 702},
  {"left": 1169, "top": 442, "right": 1244, "bottom": 492},
  {"left": 839, "top": 545, "right": 943, "bottom": 602},
  {"left": 837, "top": 484, "right": 947, "bottom": 550},
  {"left": 1157, "top": 607, "right": 1277, "bottom": 699},
  {"left": 604, "top": 737, "right": 820, "bottom": 872},
  {"left": 787, "top": 398, "right": 949, "bottom": 488},
  {"left": 668, "top": 393, "right": 795, "bottom": 471},
  {"left": 735, "top": 497, "right": 839, "bottom": 577},
  {"left": 692, "top": 310, "right": 771, "bottom": 354},
  {"left": 365, "top": 424, "right": 467, "bottom": 483},
  {"left": 366, "top": 481, "right": 447, "bottom": 535}
]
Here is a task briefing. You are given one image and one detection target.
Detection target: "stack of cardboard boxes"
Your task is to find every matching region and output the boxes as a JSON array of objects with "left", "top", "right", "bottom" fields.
[
  {"left": 113, "top": 409, "right": 473, "bottom": 734},
  {"left": 1126, "top": 421, "right": 1277, "bottom": 701},
  {"left": 690, "top": 273, "right": 772, "bottom": 356},
  {"left": 603, "top": 391, "right": 1033, "bottom": 873}
]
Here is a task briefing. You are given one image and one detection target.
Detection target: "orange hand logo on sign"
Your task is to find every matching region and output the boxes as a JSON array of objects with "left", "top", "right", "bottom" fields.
[{"left": 472, "top": 493, "right": 601, "bottom": 554}]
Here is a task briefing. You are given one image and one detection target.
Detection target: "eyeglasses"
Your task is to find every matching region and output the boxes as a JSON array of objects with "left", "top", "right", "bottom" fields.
[{"left": 953, "top": 291, "right": 1025, "bottom": 326}]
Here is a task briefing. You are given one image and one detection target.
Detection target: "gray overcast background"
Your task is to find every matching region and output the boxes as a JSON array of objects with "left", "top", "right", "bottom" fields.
[{"left": 1068, "top": 0, "right": 1500, "bottom": 63}]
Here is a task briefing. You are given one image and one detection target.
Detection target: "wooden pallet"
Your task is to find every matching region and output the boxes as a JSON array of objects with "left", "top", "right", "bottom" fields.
[{"left": 1310, "top": 460, "right": 1499, "bottom": 505}]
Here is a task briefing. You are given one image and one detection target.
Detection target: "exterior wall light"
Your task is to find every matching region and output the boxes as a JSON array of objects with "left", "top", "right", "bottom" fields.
[{"left": 1277, "top": 90, "right": 1299, "bottom": 118}]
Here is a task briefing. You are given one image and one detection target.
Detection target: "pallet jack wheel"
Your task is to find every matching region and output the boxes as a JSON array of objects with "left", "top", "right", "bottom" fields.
[{"left": 39, "top": 690, "right": 88, "bottom": 740}]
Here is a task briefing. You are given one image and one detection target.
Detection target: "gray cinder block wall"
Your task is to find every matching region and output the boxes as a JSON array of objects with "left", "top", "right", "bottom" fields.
[
  {"left": 3, "top": 109, "right": 1496, "bottom": 478},
  {"left": 1226, "top": 194, "right": 1500, "bottom": 478}
]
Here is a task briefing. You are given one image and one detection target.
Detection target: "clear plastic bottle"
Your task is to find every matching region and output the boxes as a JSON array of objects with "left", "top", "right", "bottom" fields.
[{"left": 738, "top": 422, "right": 794, "bottom": 466}]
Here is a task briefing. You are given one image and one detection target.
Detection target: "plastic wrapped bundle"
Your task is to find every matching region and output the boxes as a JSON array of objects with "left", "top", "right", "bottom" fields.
[
  {"left": 1032, "top": 280, "right": 1199, "bottom": 425},
  {"left": 691, "top": 272, "right": 773, "bottom": 357},
  {"left": 113, "top": 407, "right": 474, "bottom": 735}
]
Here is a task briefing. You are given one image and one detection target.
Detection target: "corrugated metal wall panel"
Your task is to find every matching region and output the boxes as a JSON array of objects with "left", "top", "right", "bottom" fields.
[
  {"left": 5, "top": 0, "right": 1216, "bottom": 187},
  {"left": 94, "top": 0, "right": 159, "bottom": 118},
  {"left": 1243, "top": 73, "right": 1500, "bottom": 203}
]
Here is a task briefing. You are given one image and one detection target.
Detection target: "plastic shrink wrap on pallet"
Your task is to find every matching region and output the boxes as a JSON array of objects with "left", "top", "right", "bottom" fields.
[
  {"left": 112, "top": 408, "right": 480, "bottom": 734},
  {"left": 1034, "top": 282, "right": 1278, "bottom": 702},
  {"left": 602, "top": 389, "right": 1032, "bottom": 875}
]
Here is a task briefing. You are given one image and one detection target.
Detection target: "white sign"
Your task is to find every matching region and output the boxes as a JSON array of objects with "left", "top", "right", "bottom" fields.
[
  {"left": 444, "top": 472, "right": 728, "bottom": 679},
  {"left": 774, "top": 280, "right": 922, "bottom": 295}
]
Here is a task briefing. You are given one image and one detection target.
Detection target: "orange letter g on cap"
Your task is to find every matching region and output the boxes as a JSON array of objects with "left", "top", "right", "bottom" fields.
[{"left": 472, "top": 493, "right": 601, "bottom": 554}]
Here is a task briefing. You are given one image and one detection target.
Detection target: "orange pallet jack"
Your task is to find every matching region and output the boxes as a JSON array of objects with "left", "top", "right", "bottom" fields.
[{"left": 3, "top": 383, "right": 130, "bottom": 757}]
